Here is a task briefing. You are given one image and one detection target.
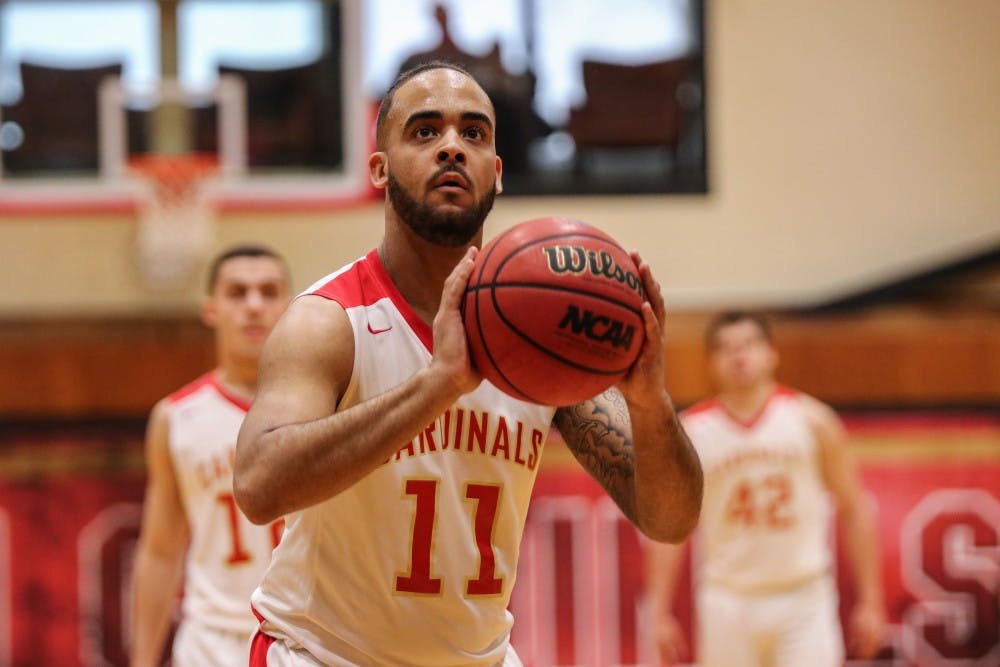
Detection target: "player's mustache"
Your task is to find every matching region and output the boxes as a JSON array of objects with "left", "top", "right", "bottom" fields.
[{"left": 427, "top": 163, "right": 471, "bottom": 188}]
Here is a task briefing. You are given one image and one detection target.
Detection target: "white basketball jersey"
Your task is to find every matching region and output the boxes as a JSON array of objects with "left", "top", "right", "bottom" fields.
[
  {"left": 168, "top": 373, "right": 282, "bottom": 634},
  {"left": 252, "top": 249, "right": 556, "bottom": 666},
  {"left": 681, "top": 386, "right": 831, "bottom": 593}
]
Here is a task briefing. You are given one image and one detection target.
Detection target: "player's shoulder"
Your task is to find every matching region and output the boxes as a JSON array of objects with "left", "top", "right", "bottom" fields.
[
  {"left": 259, "top": 287, "right": 355, "bottom": 389},
  {"left": 167, "top": 371, "right": 217, "bottom": 406},
  {"left": 768, "top": 384, "right": 818, "bottom": 412},
  {"left": 277, "top": 291, "right": 353, "bottom": 345},
  {"left": 301, "top": 249, "right": 386, "bottom": 310},
  {"left": 786, "top": 388, "right": 844, "bottom": 436},
  {"left": 144, "top": 394, "right": 175, "bottom": 452},
  {"left": 148, "top": 395, "right": 173, "bottom": 424},
  {"left": 785, "top": 387, "right": 833, "bottom": 415},
  {"left": 155, "top": 372, "right": 234, "bottom": 432},
  {"left": 680, "top": 397, "right": 722, "bottom": 423}
]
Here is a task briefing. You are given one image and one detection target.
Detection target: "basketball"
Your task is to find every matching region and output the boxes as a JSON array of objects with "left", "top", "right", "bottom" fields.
[{"left": 463, "top": 217, "right": 646, "bottom": 406}]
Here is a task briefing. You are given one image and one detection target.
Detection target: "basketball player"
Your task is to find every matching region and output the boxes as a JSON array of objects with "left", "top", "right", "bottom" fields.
[
  {"left": 129, "top": 245, "right": 291, "bottom": 667},
  {"left": 646, "top": 311, "right": 886, "bottom": 667},
  {"left": 233, "top": 61, "right": 703, "bottom": 666}
]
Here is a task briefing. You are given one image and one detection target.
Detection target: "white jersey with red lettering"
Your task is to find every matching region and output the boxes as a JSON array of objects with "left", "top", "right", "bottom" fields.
[
  {"left": 681, "top": 386, "right": 832, "bottom": 593},
  {"left": 251, "top": 249, "right": 556, "bottom": 667},
  {"left": 168, "top": 373, "right": 282, "bottom": 639}
]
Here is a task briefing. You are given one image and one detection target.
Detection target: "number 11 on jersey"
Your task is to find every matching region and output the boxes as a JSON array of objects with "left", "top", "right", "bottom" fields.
[{"left": 395, "top": 478, "right": 504, "bottom": 597}]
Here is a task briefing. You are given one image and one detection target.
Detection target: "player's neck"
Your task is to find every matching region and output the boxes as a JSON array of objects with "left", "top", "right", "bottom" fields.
[
  {"left": 379, "top": 228, "right": 476, "bottom": 324},
  {"left": 717, "top": 381, "right": 777, "bottom": 422},
  {"left": 213, "top": 361, "right": 258, "bottom": 402}
]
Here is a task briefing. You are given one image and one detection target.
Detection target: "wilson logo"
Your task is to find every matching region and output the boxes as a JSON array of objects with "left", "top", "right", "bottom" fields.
[
  {"left": 557, "top": 305, "right": 636, "bottom": 350},
  {"left": 542, "top": 245, "right": 643, "bottom": 296}
]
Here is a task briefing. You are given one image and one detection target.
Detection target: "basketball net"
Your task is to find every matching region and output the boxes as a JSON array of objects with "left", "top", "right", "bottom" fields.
[{"left": 130, "top": 153, "right": 219, "bottom": 291}]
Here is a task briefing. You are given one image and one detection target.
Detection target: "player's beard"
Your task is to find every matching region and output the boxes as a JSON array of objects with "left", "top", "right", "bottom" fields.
[{"left": 387, "top": 170, "right": 496, "bottom": 248}]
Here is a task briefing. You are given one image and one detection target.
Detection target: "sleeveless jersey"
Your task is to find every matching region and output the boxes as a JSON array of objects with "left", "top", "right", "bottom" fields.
[
  {"left": 252, "top": 249, "right": 556, "bottom": 666},
  {"left": 168, "top": 373, "right": 281, "bottom": 634},
  {"left": 681, "top": 386, "right": 831, "bottom": 593}
]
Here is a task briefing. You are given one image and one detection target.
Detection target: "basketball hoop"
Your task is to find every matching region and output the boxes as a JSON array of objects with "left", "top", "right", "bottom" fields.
[{"left": 129, "top": 153, "right": 219, "bottom": 291}]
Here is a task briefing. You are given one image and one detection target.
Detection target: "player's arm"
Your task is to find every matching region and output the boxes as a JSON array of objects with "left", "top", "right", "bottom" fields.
[
  {"left": 806, "top": 395, "right": 886, "bottom": 659},
  {"left": 234, "top": 248, "right": 481, "bottom": 525},
  {"left": 130, "top": 399, "right": 189, "bottom": 667},
  {"left": 554, "top": 253, "right": 702, "bottom": 543},
  {"left": 645, "top": 540, "right": 691, "bottom": 665}
]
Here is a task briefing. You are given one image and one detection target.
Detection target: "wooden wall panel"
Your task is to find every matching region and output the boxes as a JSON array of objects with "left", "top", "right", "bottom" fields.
[
  {"left": 0, "top": 310, "right": 996, "bottom": 418},
  {"left": 0, "top": 320, "right": 213, "bottom": 418},
  {"left": 774, "top": 312, "right": 1000, "bottom": 405}
]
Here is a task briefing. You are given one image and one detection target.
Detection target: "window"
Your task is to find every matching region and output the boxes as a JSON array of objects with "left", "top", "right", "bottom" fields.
[
  {"left": 364, "top": 0, "right": 707, "bottom": 195},
  {"left": 0, "top": 0, "right": 705, "bottom": 201},
  {"left": 0, "top": 0, "right": 158, "bottom": 176}
]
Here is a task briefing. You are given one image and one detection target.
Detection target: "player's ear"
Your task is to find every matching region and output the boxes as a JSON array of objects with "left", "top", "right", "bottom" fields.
[
  {"left": 766, "top": 345, "right": 780, "bottom": 374},
  {"left": 494, "top": 155, "right": 503, "bottom": 195},
  {"left": 200, "top": 295, "right": 219, "bottom": 329},
  {"left": 369, "top": 152, "right": 388, "bottom": 189}
]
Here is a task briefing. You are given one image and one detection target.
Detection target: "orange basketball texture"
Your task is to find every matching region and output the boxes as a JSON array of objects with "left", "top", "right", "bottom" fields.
[{"left": 463, "top": 217, "right": 646, "bottom": 406}]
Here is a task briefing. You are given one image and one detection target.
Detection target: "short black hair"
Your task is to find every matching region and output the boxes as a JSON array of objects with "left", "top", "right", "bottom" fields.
[
  {"left": 375, "top": 60, "right": 491, "bottom": 150},
  {"left": 206, "top": 244, "right": 288, "bottom": 293},
  {"left": 705, "top": 310, "right": 774, "bottom": 350}
]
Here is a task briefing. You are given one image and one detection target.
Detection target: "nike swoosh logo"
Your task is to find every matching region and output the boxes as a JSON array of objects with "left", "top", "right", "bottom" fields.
[{"left": 367, "top": 323, "right": 392, "bottom": 335}]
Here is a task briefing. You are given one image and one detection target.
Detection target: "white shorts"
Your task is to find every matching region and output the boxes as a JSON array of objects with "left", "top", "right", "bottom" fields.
[
  {"left": 696, "top": 575, "right": 844, "bottom": 667},
  {"left": 250, "top": 631, "right": 524, "bottom": 667},
  {"left": 172, "top": 620, "right": 254, "bottom": 667}
]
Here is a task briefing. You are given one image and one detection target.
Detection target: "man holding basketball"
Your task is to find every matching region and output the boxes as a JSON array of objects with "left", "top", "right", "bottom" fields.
[{"left": 234, "top": 61, "right": 703, "bottom": 666}]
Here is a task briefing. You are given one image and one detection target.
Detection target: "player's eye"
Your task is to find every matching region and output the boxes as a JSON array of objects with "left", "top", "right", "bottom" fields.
[
  {"left": 415, "top": 126, "right": 436, "bottom": 139},
  {"left": 465, "top": 126, "right": 484, "bottom": 140}
]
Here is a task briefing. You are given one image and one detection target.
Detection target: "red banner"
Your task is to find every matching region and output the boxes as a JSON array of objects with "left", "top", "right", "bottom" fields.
[{"left": 0, "top": 414, "right": 997, "bottom": 666}]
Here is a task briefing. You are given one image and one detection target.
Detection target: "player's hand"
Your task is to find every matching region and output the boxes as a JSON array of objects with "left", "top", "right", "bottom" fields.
[
  {"left": 430, "top": 246, "right": 483, "bottom": 397},
  {"left": 617, "top": 251, "right": 667, "bottom": 410},
  {"left": 848, "top": 600, "right": 886, "bottom": 659},
  {"left": 653, "top": 613, "right": 689, "bottom": 666}
]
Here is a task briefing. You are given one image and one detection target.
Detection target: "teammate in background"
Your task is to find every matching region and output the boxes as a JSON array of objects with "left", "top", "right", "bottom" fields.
[
  {"left": 646, "top": 311, "right": 886, "bottom": 667},
  {"left": 129, "top": 245, "right": 291, "bottom": 667},
  {"left": 234, "top": 61, "right": 703, "bottom": 666}
]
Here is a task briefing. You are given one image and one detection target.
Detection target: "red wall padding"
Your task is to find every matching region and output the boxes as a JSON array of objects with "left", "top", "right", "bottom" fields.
[{"left": 0, "top": 415, "right": 996, "bottom": 666}]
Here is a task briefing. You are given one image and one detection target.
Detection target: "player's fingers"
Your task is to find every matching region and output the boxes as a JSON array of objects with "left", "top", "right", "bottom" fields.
[
  {"left": 631, "top": 250, "right": 666, "bottom": 324},
  {"left": 656, "top": 641, "right": 673, "bottom": 667},
  {"left": 645, "top": 269, "right": 667, "bottom": 326},
  {"left": 859, "top": 628, "right": 882, "bottom": 658},
  {"left": 441, "top": 247, "right": 478, "bottom": 311},
  {"left": 641, "top": 301, "right": 661, "bottom": 351},
  {"left": 657, "top": 638, "right": 683, "bottom": 667},
  {"left": 850, "top": 612, "right": 884, "bottom": 658}
]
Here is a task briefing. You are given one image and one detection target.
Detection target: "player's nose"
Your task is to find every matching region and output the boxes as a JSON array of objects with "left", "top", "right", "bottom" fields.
[
  {"left": 436, "top": 128, "right": 466, "bottom": 164},
  {"left": 244, "top": 289, "right": 265, "bottom": 311}
]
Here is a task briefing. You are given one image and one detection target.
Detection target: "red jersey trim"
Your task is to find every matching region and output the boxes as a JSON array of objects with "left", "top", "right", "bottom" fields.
[
  {"left": 681, "top": 397, "right": 720, "bottom": 419},
  {"left": 249, "top": 604, "right": 277, "bottom": 666},
  {"left": 722, "top": 384, "right": 797, "bottom": 429},
  {"left": 685, "top": 384, "right": 798, "bottom": 430},
  {"left": 167, "top": 371, "right": 252, "bottom": 413},
  {"left": 249, "top": 630, "right": 277, "bottom": 666},
  {"left": 168, "top": 372, "right": 214, "bottom": 405},
  {"left": 310, "top": 248, "right": 434, "bottom": 353}
]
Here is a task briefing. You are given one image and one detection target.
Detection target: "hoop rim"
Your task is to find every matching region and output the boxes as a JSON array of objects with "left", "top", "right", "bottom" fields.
[{"left": 128, "top": 152, "right": 220, "bottom": 183}]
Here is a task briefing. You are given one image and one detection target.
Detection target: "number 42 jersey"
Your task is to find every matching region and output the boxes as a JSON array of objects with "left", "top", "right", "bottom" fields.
[{"left": 681, "top": 386, "right": 833, "bottom": 593}]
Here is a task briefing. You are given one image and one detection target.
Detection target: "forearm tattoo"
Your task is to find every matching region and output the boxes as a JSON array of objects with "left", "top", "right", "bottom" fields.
[{"left": 553, "top": 389, "right": 637, "bottom": 522}]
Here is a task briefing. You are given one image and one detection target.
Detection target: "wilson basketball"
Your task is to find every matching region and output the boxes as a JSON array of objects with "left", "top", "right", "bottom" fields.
[{"left": 463, "top": 216, "right": 646, "bottom": 406}]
